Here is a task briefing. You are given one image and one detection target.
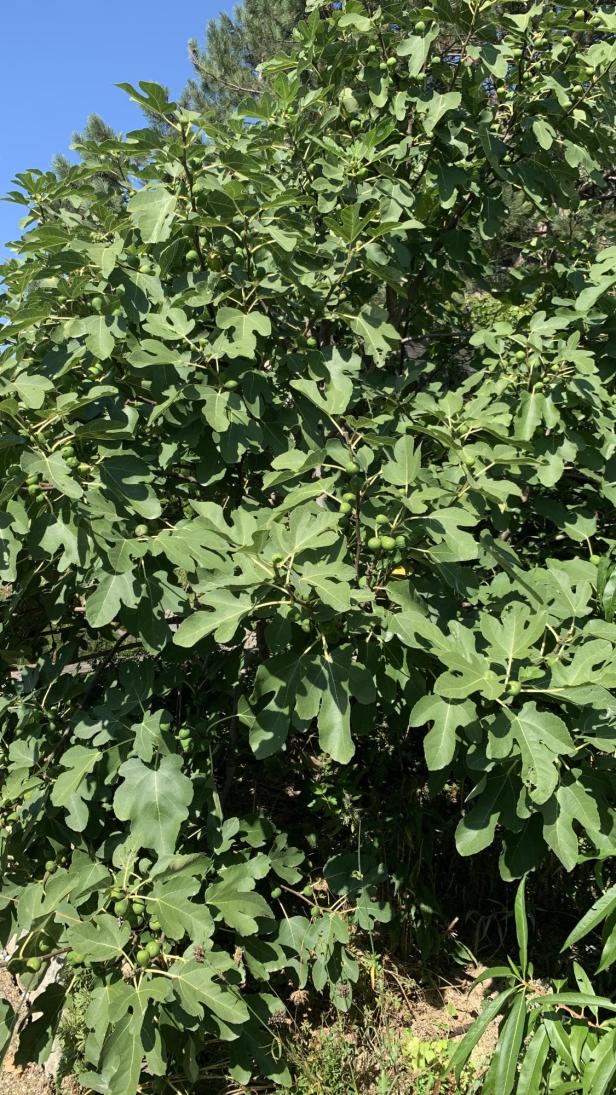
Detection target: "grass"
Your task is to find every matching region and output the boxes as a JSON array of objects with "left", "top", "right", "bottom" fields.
[{"left": 53, "top": 953, "right": 492, "bottom": 1094}]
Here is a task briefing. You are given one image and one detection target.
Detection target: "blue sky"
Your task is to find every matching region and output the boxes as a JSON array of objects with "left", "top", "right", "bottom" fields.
[{"left": 0, "top": 1, "right": 230, "bottom": 254}]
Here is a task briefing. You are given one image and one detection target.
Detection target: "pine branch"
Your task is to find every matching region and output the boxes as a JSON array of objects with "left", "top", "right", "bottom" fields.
[{"left": 188, "top": 44, "right": 260, "bottom": 96}]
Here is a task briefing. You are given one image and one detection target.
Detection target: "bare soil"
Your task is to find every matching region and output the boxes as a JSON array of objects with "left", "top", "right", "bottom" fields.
[{"left": 0, "top": 969, "right": 52, "bottom": 1095}]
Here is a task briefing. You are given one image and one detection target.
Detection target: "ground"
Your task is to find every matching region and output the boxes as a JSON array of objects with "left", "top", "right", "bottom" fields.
[{"left": 0, "top": 960, "right": 500, "bottom": 1093}]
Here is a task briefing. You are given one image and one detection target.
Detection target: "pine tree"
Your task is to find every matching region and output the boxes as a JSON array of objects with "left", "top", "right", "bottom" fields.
[
  {"left": 52, "top": 107, "right": 166, "bottom": 198},
  {"left": 51, "top": 3, "right": 306, "bottom": 178},
  {"left": 182, "top": 0, "right": 307, "bottom": 116},
  {"left": 53, "top": 114, "right": 118, "bottom": 182}
]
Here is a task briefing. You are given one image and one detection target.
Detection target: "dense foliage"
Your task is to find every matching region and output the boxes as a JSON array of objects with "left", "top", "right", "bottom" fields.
[
  {"left": 184, "top": 0, "right": 307, "bottom": 115},
  {"left": 0, "top": 0, "right": 615, "bottom": 1091}
]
